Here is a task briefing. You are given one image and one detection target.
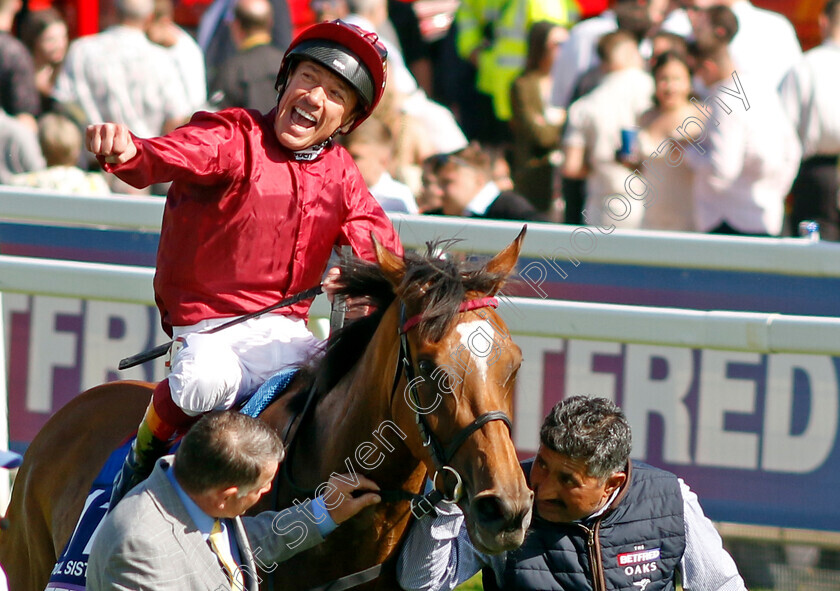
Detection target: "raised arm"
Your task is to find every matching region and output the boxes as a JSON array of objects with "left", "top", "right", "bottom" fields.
[{"left": 86, "top": 111, "right": 246, "bottom": 190}]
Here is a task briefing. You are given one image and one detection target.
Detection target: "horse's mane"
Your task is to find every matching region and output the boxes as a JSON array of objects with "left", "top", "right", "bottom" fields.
[{"left": 292, "top": 240, "right": 509, "bottom": 407}]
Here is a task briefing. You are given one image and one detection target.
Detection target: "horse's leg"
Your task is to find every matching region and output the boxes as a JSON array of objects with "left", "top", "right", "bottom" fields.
[{"left": 0, "top": 381, "right": 152, "bottom": 591}]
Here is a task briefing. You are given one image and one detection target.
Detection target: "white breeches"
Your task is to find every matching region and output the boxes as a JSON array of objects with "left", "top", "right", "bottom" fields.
[{"left": 167, "top": 314, "right": 322, "bottom": 416}]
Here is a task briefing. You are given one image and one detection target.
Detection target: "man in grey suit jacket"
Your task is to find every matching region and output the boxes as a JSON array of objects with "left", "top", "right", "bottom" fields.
[{"left": 88, "top": 411, "right": 380, "bottom": 591}]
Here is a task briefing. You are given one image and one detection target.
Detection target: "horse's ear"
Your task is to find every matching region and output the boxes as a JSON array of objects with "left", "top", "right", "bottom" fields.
[
  {"left": 484, "top": 225, "right": 527, "bottom": 293},
  {"left": 372, "top": 232, "right": 406, "bottom": 287}
]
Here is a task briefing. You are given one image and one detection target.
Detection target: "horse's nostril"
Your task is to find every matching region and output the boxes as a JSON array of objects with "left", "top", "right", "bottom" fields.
[
  {"left": 473, "top": 495, "right": 530, "bottom": 535},
  {"left": 474, "top": 495, "right": 506, "bottom": 525}
]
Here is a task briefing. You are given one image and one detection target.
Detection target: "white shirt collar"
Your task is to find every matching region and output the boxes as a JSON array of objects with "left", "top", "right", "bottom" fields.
[
  {"left": 578, "top": 485, "right": 622, "bottom": 523},
  {"left": 465, "top": 181, "right": 501, "bottom": 216}
]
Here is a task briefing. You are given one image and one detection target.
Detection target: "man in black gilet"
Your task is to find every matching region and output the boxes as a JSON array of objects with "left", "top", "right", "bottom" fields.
[{"left": 397, "top": 396, "right": 746, "bottom": 591}]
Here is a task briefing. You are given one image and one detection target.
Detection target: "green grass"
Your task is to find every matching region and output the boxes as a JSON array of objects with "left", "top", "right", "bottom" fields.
[{"left": 454, "top": 573, "right": 483, "bottom": 591}]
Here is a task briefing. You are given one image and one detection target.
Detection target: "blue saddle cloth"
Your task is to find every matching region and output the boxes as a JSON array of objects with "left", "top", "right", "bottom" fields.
[
  {"left": 238, "top": 367, "right": 298, "bottom": 417},
  {"left": 45, "top": 368, "right": 298, "bottom": 591}
]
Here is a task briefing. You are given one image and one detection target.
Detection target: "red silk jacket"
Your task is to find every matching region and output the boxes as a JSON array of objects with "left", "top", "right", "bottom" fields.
[{"left": 104, "top": 107, "right": 403, "bottom": 335}]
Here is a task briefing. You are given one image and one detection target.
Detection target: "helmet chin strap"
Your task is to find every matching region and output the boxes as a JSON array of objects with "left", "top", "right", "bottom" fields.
[{"left": 292, "top": 139, "right": 331, "bottom": 161}]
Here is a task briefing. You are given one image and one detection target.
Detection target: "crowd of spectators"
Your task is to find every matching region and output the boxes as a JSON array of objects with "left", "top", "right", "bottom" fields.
[{"left": 1, "top": 0, "right": 838, "bottom": 238}]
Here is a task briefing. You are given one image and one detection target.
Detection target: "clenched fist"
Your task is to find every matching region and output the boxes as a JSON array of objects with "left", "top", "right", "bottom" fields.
[{"left": 86, "top": 123, "right": 137, "bottom": 164}]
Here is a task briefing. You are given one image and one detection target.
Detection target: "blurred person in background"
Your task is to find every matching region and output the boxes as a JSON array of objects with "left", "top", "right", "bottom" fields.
[
  {"left": 685, "top": 28, "right": 800, "bottom": 236},
  {"left": 53, "top": 0, "right": 191, "bottom": 140},
  {"left": 0, "top": 107, "right": 45, "bottom": 183},
  {"left": 345, "top": 0, "right": 469, "bottom": 159},
  {"left": 779, "top": 0, "right": 840, "bottom": 241},
  {"left": 147, "top": 0, "right": 208, "bottom": 115},
  {"left": 633, "top": 51, "right": 696, "bottom": 231},
  {"left": 433, "top": 143, "right": 541, "bottom": 220},
  {"left": 562, "top": 30, "right": 653, "bottom": 229},
  {"left": 454, "top": 0, "right": 578, "bottom": 147},
  {"left": 19, "top": 7, "right": 68, "bottom": 115},
  {"left": 555, "top": 3, "right": 683, "bottom": 226},
  {"left": 549, "top": 0, "right": 690, "bottom": 112},
  {"left": 197, "top": 0, "right": 292, "bottom": 83},
  {"left": 344, "top": 0, "right": 417, "bottom": 103},
  {"left": 723, "top": 0, "right": 801, "bottom": 90},
  {"left": 0, "top": 0, "right": 41, "bottom": 130},
  {"left": 370, "top": 80, "right": 435, "bottom": 197},
  {"left": 648, "top": 29, "right": 687, "bottom": 66},
  {"left": 563, "top": 0, "right": 687, "bottom": 105},
  {"left": 682, "top": 0, "right": 800, "bottom": 91},
  {"left": 10, "top": 112, "right": 111, "bottom": 194},
  {"left": 311, "top": 0, "right": 349, "bottom": 21},
  {"left": 510, "top": 21, "right": 567, "bottom": 217},
  {"left": 209, "top": 0, "right": 286, "bottom": 112},
  {"left": 386, "top": 0, "right": 432, "bottom": 95},
  {"left": 341, "top": 117, "right": 419, "bottom": 214},
  {"left": 418, "top": 153, "right": 445, "bottom": 213}
]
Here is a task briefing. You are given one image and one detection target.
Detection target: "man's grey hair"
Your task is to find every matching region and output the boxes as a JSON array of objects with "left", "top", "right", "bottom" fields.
[
  {"left": 540, "top": 396, "right": 632, "bottom": 481},
  {"left": 117, "top": 0, "right": 155, "bottom": 21},
  {"left": 174, "top": 411, "right": 285, "bottom": 495}
]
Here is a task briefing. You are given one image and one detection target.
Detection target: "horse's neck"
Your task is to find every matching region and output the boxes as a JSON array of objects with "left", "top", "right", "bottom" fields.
[{"left": 312, "top": 303, "right": 419, "bottom": 483}]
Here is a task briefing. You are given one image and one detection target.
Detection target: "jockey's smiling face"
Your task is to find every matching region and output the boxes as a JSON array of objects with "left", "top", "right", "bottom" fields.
[{"left": 274, "top": 60, "right": 359, "bottom": 151}]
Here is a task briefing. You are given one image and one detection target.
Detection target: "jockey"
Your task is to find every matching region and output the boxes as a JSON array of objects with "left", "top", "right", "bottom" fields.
[{"left": 86, "top": 20, "right": 403, "bottom": 508}]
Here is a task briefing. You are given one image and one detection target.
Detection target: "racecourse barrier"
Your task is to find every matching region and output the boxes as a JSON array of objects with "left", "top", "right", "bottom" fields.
[{"left": 2, "top": 186, "right": 840, "bottom": 539}]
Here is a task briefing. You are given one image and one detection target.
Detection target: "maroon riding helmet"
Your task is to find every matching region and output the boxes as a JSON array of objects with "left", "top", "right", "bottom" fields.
[{"left": 274, "top": 19, "right": 388, "bottom": 133}]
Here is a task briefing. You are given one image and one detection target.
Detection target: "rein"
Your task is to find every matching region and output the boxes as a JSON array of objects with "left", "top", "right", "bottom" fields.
[{"left": 274, "top": 295, "right": 513, "bottom": 591}]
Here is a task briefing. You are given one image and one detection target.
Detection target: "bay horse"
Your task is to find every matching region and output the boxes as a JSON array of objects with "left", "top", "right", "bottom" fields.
[{"left": 0, "top": 229, "right": 534, "bottom": 590}]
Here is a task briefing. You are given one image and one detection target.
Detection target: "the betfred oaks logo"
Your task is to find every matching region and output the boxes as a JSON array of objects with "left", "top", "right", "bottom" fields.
[{"left": 617, "top": 548, "right": 660, "bottom": 567}]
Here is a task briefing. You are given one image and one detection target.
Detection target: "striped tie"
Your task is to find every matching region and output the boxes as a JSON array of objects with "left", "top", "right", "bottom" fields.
[{"left": 208, "top": 519, "right": 243, "bottom": 589}]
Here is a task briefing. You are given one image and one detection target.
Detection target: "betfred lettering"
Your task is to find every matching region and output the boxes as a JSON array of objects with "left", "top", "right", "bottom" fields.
[{"left": 618, "top": 548, "right": 661, "bottom": 566}]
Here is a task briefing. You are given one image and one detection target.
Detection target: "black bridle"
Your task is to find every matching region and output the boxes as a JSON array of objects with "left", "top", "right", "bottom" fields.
[{"left": 394, "top": 296, "right": 513, "bottom": 512}]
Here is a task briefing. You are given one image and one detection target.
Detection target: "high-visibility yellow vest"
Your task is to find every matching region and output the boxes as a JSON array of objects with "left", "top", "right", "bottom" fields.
[{"left": 456, "top": 0, "right": 579, "bottom": 121}]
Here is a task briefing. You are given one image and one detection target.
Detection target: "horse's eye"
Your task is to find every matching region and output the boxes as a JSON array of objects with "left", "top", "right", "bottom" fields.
[{"left": 418, "top": 360, "right": 434, "bottom": 374}]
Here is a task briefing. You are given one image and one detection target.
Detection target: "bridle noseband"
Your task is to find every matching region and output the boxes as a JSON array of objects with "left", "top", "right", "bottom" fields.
[{"left": 394, "top": 296, "right": 513, "bottom": 510}]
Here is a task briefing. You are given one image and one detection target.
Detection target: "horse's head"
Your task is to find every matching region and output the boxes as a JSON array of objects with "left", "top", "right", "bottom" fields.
[{"left": 374, "top": 228, "right": 534, "bottom": 554}]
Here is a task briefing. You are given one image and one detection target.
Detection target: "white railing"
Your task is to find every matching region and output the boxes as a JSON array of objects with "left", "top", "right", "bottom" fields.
[
  {"left": 1, "top": 187, "right": 839, "bottom": 356},
  {"left": 1, "top": 254, "right": 839, "bottom": 355},
  {"left": 3, "top": 186, "right": 840, "bottom": 276}
]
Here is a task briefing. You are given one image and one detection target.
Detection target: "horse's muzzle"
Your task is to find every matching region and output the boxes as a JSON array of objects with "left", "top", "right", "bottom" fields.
[{"left": 468, "top": 490, "right": 534, "bottom": 553}]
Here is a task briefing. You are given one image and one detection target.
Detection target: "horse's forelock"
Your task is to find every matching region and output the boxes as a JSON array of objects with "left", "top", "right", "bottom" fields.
[{"left": 397, "top": 248, "right": 512, "bottom": 342}]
